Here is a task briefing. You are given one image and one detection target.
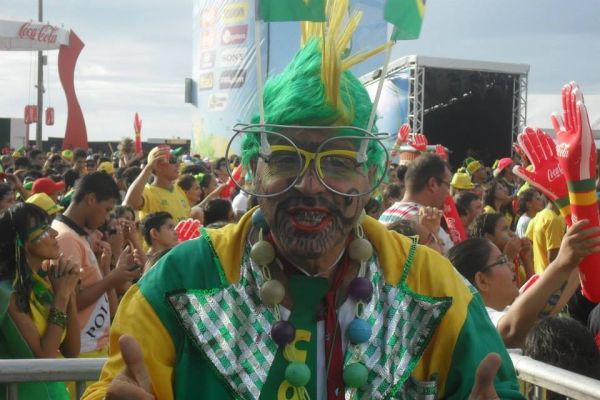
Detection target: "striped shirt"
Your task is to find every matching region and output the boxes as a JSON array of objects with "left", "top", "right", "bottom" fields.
[{"left": 378, "top": 201, "right": 420, "bottom": 226}]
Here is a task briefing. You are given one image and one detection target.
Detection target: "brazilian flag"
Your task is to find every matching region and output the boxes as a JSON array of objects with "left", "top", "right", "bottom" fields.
[
  {"left": 259, "top": 0, "right": 326, "bottom": 22},
  {"left": 384, "top": 0, "right": 427, "bottom": 40}
]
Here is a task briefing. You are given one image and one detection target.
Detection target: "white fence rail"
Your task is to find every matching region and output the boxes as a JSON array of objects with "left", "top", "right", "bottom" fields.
[
  {"left": 1, "top": 355, "right": 599, "bottom": 399},
  {"left": 0, "top": 358, "right": 105, "bottom": 399},
  {"left": 510, "top": 353, "right": 600, "bottom": 399}
]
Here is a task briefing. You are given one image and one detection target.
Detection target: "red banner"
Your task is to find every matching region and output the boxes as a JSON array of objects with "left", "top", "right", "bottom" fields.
[{"left": 442, "top": 195, "right": 467, "bottom": 244}]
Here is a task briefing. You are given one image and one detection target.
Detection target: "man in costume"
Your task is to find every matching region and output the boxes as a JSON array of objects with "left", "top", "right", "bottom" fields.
[{"left": 83, "top": 5, "right": 522, "bottom": 400}]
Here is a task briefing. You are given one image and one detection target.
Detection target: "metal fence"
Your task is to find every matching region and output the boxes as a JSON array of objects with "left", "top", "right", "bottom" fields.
[
  {"left": 0, "top": 358, "right": 105, "bottom": 399},
  {"left": 1, "top": 355, "right": 600, "bottom": 399},
  {"left": 510, "top": 353, "right": 600, "bottom": 400}
]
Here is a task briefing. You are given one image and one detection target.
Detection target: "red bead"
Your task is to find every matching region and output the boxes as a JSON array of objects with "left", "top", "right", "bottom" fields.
[
  {"left": 348, "top": 277, "right": 373, "bottom": 302},
  {"left": 271, "top": 320, "right": 295, "bottom": 346}
]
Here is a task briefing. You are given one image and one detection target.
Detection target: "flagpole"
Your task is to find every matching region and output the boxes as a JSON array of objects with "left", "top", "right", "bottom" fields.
[
  {"left": 254, "top": 0, "right": 266, "bottom": 125},
  {"left": 367, "top": 40, "right": 394, "bottom": 133}
]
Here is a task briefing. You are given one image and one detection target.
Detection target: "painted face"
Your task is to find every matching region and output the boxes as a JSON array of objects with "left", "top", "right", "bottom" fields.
[
  {"left": 27, "top": 226, "right": 60, "bottom": 260},
  {"left": 257, "top": 130, "right": 372, "bottom": 262},
  {"left": 480, "top": 244, "right": 519, "bottom": 308},
  {"left": 491, "top": 217, "right": 512, "bottom": 251},
  {"left": 154, "top": 218, "right": 178, "bottom": 249}
]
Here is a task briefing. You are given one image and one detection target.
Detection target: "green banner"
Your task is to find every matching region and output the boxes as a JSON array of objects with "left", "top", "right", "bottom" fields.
[{"left": 260, "top": 0, "right": 326, "bottom": 22}]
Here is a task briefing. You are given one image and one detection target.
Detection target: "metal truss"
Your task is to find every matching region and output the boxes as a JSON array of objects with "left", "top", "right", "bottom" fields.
[
  {"left": 511, "top": 73, "right": 528, "bottom": 152},
  {"left": 407, "top": 61, "right": 425, "bottom": 134}
]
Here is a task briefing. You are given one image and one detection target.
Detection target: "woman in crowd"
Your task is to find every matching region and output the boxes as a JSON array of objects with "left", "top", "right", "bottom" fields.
[
  {"left": 0, "top": 203, "right": 81, "bottom": 399},
  {"left": 176, "top": 174, "right": 202, "bottom": 208},
  {"left": 515, "top": 188, "right": 544, "bottom": 238},
  {"left": 190, "top": 173, "right": 226, "bottom": 223},
  {"left": 449, "top": 219, "right": 600, "bottom": 348},
  {"left": 483, "top": 178, "right": 516, "bottom": 229},
  {"left": 470, "top": 212, "right": 534, "bottom": 284}
]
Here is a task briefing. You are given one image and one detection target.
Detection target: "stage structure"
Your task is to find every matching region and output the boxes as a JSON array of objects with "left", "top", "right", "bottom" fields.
[
  {"left": 0, "top": 19, "right": 88, "bottom": 150},
  {"left": 361, "top": 55, "right": 529, "bottom": 167}
]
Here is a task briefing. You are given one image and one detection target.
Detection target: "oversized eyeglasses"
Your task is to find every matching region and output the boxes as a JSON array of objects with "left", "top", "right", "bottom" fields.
[{"left": 225, "top": 124, "right": 389, "bottom": 197}]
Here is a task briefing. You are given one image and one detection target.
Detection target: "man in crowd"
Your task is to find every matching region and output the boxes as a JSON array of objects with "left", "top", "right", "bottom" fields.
[
  {"left": 123, "top": 146, "right": 190, "bottom": 224},
  {"left": 526, "top": 200, "right": 566, "bottom": 274},
  {"left": 28, "top": 149, "right": 46, "bottom": 171},
  {"left": 140, "top": 211, "right": 178, "bottom": 260},
  {"left": 455, "top": 190, "right": 484, "bottom": 231},
  {"left": 84, "top": 7, "right": 521, "bottom": 399},
  {"left": 52, "top": 172, "right": 142, "bottom": 358}
]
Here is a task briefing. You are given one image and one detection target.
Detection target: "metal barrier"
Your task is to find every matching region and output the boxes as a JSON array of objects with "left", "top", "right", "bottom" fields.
[
  {"left": 0, "top": 358, "right": 105, "bottom": 400},
  {"left": 510, "top": 353, "right": 600, "bottom": 399}
]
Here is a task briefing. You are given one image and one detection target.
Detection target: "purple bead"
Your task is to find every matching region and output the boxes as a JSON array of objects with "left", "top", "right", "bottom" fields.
[
  {"left": 348, "top": 277, "right": 373, "bottom": 302},
  {"left": 271, "top": 320, "right": 295, "bottom": 346}
]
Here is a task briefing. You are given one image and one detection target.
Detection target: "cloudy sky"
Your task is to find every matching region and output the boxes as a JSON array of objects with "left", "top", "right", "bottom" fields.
[{"left": 1, "top": 0, "right": 600, "bottom": 143}]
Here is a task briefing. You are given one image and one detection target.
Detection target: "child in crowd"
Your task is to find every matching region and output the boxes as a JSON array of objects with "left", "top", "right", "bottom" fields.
[{"left": 140, "top": 212, "right": 178, "bottom": 269}]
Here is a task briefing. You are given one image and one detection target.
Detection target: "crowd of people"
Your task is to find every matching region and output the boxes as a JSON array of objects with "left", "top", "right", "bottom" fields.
[{"left": 2, "top": 7, "right": 600, "bottom": 400}]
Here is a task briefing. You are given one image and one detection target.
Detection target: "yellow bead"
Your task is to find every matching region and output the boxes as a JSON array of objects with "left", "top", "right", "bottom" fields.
[
  {"left": 348, "top": 238, "right": 373, "bottom": 262},
  {"left": 260, "top": 279, "right": 285, "bottom": 306},
  {"left": 250, "top": 240, "right": 275, "bottom": 265}
]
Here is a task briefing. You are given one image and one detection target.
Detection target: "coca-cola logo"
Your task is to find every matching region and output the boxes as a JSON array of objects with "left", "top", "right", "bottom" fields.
[
  {"left": 18, "top": 22, "right": 59, "bottom": 44},
  {"left": 556, "top": 143, "right": 569, "bottom": 158},
  {"left": 547, "top": 166, "right": 561, "bottom": 182}
]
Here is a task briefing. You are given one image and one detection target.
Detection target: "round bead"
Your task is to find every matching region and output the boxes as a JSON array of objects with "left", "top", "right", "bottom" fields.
[
  {"left": 343, "top": 363, "right": 368, "bottom": 388},
  {"left": 260, "top": 279, "right": 285, "bottom": 306},
  {"left": 252, "top": 209, "right": 270, "bottom": 232},
  {"left": 348, "top": 238, "right": 373, "bottom": 262},
  {"left": 347, "top": 318, "right": 372, "bottom": 344},
  {"left": 285, "top": 362, "right": 311, "bottom": 387},
  {"left": 271, "top": 320, "right": 295, "bottom": 346},
  {"left": 348, "top": 277, "right": 373, "bottom": 302},
  {"left": 250, "top": 240, "right": 275, "bottom": 265}
]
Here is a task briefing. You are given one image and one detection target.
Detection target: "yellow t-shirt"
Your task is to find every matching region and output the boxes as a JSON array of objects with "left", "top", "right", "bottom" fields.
[
  {"left": 526, "top": 208, "right": 566, "bottom": 274},
  {"left": 140, "top": 184, "right": 191, "bottom": 223}
]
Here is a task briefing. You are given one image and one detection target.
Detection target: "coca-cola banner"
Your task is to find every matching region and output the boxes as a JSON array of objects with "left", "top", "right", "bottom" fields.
[{"left": 0, "top": 20, "right": 70, "bottom": 51}]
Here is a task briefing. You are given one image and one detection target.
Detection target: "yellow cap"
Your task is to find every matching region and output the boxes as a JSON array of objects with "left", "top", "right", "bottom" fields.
[
  {"left": 97, "top": 161, "right": 115, "bottom": 175},
  {"left": 26, "top": 193, "right": 63, "bottom": 216},
  {"left": 451, "top": 172, "right": 475, "bottom": 190}
]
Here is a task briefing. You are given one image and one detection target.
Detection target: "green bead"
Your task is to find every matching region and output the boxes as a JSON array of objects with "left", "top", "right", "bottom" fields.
[
  {"left": 348, "top": 238, "right": 373, "bottom": 262},
  {"left": 285, "top": 362, "right": 311, "bottom": 387},
  {"left": 343, "top": 363, "right": 368, "bottom": 388},
  {"left": 250, "top": 240, "right": 275, "bottom": 265},
  {"left": 260, "top": 279, "right": 285, "bottom": 306}
]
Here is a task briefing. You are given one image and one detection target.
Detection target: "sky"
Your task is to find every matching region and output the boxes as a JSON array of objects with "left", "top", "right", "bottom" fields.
[{"left": 1, "top": 0, "right": 600, "bottom": 144}]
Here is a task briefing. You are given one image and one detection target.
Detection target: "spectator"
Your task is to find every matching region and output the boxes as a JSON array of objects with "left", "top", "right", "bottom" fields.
[
  {"left": 117, "top": 137, "right": 140, "bottom": 168},
  {"left": 449, "top": 171, "right": 474, "bottom": 196},
  {"left": 202, "top": 199, "right": 235, "bottom": 228},
  {"left": 32, "top": 177, "right": 65, "bottom": 203},
  {"left": 177, "top": 174, "right": 202, "bottom": 207},
  {"left": 454, "top": 191, "right": 483, "bottom": 231},
  {"left": 190, "top": 172, "right": 226, "bottom": 222},
  {"left": 483, "top": 178, "right": 515, "bottom": 229},
  {"left": 463, "top": 157, "right": 489, "bottom": 185},
  {"left": 86, "top": 156, "right": 97, "bottom": 173},
  {"left": 52, "top": 172, "right": 141, "bottom": 358},
  {"left": 97, "top": 161, "right": 115, "bottom": 177},
  {"left": 113, "top": 204, "right": 136, "bottom": 223},
  {"left": 124, "top": 147, "right": 190, "bottom": 224},
  {"left": 28, "top": 149, "right": 46, "bottom": 171},
  {"left": 213, "top": 157, "right": 229, "bottom": 184},
  {"left": 63, "top": 148, "right": 88, "bottom": 192},
  {"left": 525, "top": 201, "right": 566, "bottom": 275},
  {"left": 141, "top": 212, "right": 178, "bottom": 261},
  {"left": 381, "top": 183, "right": 402, "bottom": 211},
  {"left": 449, "top": 220, "right": 600, "bottom": 347},
  {"left": 0, "top": 181, "right": 16, "bottom": 210},
  {"left": 0, "top": 203, "right": 80, "bottom": 398},
  {"left": 515, "top": 188, "right": 544, "bottom": 238}
]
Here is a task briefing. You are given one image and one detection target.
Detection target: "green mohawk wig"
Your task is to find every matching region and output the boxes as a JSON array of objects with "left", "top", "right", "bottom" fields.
[{"left": 241, "top": 0, "right": 391, "bottom": 180}]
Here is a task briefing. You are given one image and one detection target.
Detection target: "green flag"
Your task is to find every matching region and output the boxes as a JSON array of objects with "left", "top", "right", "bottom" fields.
[
  {"left": 384, "top": 0, "right": 426, "bottom": 40},
  {"left": 260, "top": 0, "right": 326, "bottom": 22}
]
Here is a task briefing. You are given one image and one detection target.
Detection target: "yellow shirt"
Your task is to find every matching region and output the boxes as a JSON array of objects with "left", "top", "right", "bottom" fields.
[
  {"left": 140, "top": 184, "right": 191, "bottom": 223},
  {"left": 526, "top": 208, "right": 566, "bottom": 274}
]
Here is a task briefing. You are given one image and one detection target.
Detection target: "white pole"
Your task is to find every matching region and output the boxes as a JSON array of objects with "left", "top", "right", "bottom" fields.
[
  {"left": 254, "top": 1, "right": 265, "bottom": 125},
  {"left": 367, "top": 41, "right": 394, "bottom": 133}
]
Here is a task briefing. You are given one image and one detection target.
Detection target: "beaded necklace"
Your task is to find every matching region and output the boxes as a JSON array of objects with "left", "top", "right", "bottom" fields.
[{"left": 249, "top": 208, "right": 375, "bottom": 399}]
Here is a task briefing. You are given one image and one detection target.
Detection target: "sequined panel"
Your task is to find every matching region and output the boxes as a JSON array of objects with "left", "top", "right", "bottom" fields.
[
  {"left": 344, "top": 259, "right": 452, "bottom": 400},
  {"left": 169, "top": 245, "right": 276, "bottom": 400}
]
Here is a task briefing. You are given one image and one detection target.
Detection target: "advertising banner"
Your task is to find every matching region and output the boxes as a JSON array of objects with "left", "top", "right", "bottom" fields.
[{"left": 0, "top": 20, "right": 70, "bottom": 51}]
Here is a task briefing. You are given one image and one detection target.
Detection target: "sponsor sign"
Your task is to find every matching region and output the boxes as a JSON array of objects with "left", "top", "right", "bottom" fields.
[
  {"left": 198, "top": 72, "right": 214, "bottom": 90},
  {"left": 221, "top": 25, "right": 248, "bottom": 46},
  {"left": 200, "top": 7, "right": 217, "bottom": 28},
  {"left": 222, "top": 2, "right": 249, "bottom": 25},
  {"left": 219, "top": 69, "right": 247, "bottom": 89},
  {"left": 208, "top": 93, "right": 229, "bottom": 112},
  {"left": 199, "top": 50, "right": 216, "bottom": 69},
  {"left": 0, "top": 19, "right": 70, "bottom": 51},
  {"left": 201, "top": 29, "right": 216, "bottom": 49},
  {"left": 219, "top": 48, "right": 246, "bottom": 68}
]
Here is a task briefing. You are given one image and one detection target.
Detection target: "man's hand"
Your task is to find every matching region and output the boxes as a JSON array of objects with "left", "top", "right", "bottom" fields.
[
  {"left": 106, "top": 335, "right": 155, "bottom": 400},
  {"left": 109, "top": 246, "right": 143, "bottom": 285},
  {"left": 468, "top": 353, "right": 501, "bottom": 400},
  {"left": 513, "top": 127, "right": 567, "bottom": 203},
  {"left": 146, "top": 147, "right": 169, "bottom": 169}
]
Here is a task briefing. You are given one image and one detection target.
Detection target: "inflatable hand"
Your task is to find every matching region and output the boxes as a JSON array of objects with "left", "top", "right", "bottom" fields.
[
  {"left": 435, "top": 144, "right": 448, "bottom": 161},
  {"left": 390, "top": 123, "right": 411, "bottom": 156},
  {"left": 512, "top": 127, "right": 570, "bottom": 223},
  {"left": 175, "top": 219, "right": 201, "bottom": 242},
  {"left": 512, "top": 143, "right": 528, "bottom": 166},
  {"left": 552, "top": 82, "right": 600, "bottom": 302},
  {"left": 410, "top": 133, "right": 428, "bottom": 153}
]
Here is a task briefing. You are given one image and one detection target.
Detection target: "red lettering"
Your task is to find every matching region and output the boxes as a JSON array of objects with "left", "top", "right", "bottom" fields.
[{"left": 18, "top": 22, "right": 59, "bottom": 44}]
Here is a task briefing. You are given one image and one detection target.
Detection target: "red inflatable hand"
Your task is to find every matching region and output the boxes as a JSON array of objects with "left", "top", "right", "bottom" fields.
[
  {"left": 512, "top": 143, "right": 529, "bottom": 166},
  {"left": 175, "top": 219, "right": 201, "bottom": 242},
  {"left": 391, "top": 123, "right": 411, "bottom": 156},
  {"left": 435, "top": 144, "right": 448, "bottom": 161},
  {"left": 552, "top": 82, "right": 600, "bottom": 302},
  {"left": 410, "top": 133, "right": 428, "bottom": 153},
  {"left": 442, "top": 195, "right": 467, "bottom": 244},
  {"left": 513, "top": 127, "right": 568, "bottom": 204}
]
